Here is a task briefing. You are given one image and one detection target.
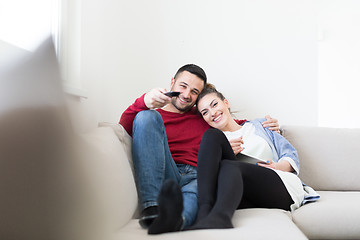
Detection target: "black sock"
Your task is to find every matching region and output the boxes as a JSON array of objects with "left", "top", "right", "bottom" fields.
[
  {"left": 142, "top": 206, "right": 158, "bottom": 216},
  {"left": 139, "top": 206, "right": 158, "bottom": 229},
  {"left": 188, "top": 211, "right": 233, "bottom": 230},
  {"left": 194, "top": 204, "right": 212, "bottom": 223},
  {"left": 148, "top": 179, "right": 183, "bottom": 234}
]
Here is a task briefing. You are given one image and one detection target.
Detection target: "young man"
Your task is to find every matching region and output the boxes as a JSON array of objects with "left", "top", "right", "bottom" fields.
[{"left": 119, "top": 64, "right": 279, "bottom": 234}]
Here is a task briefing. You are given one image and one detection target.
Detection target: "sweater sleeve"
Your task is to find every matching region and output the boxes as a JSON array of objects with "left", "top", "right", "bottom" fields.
[
  {"left": 235, "top": 119, "right": 247, "bottom": 125},
  {"left": 262, "top": 121, "right": 300, "bottom": 175},
  {"left": 252, "top": 118, "right": 300, "bottom": 175},
  {"left": 119, "top": 93, "right": 149, "bottom": 136}
]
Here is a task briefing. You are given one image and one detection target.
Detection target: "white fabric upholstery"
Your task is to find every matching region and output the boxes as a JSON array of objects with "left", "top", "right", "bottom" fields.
[
  {"left": 98, "top": 122, "right": 134, "bottom": 176},
  {"left": 282, "top": 125, "right": 360, "bottom": 191},
  {"left": 107, "top": 124, "right": 360, "bottom": 240},
  {"left": 115, "top": 209, "right": 307, "bottom": 240},
  {"left": 292, "top": 191, "right": 360, "bottom": 240}
]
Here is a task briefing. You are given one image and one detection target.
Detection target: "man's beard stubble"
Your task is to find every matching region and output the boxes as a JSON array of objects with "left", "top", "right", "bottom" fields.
[{"left": 171, "top": 97, "right": 194, "bottom": 113}]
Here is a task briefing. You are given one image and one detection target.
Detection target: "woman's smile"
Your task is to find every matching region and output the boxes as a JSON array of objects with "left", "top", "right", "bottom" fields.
[{"left": 212, "top": 113, "right": 223, "bottom": 123}]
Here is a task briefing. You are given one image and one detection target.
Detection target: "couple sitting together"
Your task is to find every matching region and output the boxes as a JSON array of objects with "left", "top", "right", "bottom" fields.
[{"left": 119, "top": 64, "right": 319, "bottom": 235}]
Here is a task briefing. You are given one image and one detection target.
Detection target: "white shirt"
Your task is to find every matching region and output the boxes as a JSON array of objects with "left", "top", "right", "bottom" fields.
[
  {"left": 224, "top": 123, "right": 273, "bottom": 162},
  {"left": 223, "top": 122, "right": 305, "bottom": 211}
]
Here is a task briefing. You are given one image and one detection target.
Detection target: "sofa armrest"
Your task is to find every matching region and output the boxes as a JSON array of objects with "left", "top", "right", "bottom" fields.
[{"left": 98, "top": 122, "right": 133, "bottom": 172}]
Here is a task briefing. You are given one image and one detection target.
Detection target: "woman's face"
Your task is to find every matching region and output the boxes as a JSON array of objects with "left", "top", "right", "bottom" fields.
[{"left": 197, "top": 93, "right": 232, "bottom": 131}]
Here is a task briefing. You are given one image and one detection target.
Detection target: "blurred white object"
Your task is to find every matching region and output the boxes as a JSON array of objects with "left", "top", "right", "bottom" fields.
[{"left": 0, "top": 37, "right": 64, "bottom": 113}]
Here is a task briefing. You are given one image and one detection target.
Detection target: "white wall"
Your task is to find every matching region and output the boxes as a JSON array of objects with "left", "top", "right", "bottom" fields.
[
  {"left": 317, "top": 0, "right": 360, "bottom": 128},
  {"left": 2, "top": 1, "right": 358, "bottom": 128},
  {"left": 78, "top": 0, "right": 318, "bottom": 127}
]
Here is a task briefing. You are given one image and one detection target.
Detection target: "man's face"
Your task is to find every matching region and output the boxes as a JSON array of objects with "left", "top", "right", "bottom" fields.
[{"left": 169, "top": 71, "right": 205, "bottom": 113}]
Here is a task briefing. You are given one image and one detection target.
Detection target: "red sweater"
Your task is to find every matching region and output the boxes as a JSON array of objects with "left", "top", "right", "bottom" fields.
[{"left": 119, "top": 94, "right": 245, "bottom": 167}]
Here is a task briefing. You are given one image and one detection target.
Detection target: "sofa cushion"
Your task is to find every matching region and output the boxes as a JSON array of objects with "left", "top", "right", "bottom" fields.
[
  {"left": 292, "top": 191, "right": 360, "bottom": 239},
  {"left": 115, "top": 209, "right": 307, "bottom": 240},
  {"left": 282, "top": 125, "right": 360, "bottom": 191}
]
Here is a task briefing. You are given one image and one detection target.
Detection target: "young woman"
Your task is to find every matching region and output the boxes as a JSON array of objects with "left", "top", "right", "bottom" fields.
[{"left": 190, "top": 84, "right": 319, "bottom": 230}]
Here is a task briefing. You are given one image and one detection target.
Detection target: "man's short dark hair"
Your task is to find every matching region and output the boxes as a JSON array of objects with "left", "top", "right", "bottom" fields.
[{"left": 174, "top": 64, "right": 207, "bottom": 85}]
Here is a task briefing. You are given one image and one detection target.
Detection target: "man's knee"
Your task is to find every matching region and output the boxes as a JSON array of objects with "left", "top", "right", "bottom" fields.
[
  {"left": 133, "top": 110, "right": 163, "bottom": 133},
  {"left": 134, "top": 110, "right": 161, "bottom": 124}
]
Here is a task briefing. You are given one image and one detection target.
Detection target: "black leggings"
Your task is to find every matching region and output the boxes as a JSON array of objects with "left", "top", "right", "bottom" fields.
[{"left": 195, "top": 129, "right": 293, "bottom": 227}]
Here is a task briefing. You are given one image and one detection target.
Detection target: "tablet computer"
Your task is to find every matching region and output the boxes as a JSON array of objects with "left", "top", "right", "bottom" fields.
[{"left": 236, "top": 152, "right": 268, "bottom": 165}]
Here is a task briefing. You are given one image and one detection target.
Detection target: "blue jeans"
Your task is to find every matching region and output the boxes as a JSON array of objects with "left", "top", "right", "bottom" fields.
[{"left": 132, "top": 110, "right": 198, "bottom": 228}]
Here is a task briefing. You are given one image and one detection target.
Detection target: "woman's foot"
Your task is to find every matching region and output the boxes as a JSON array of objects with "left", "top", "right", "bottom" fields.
[
  {"left": 194, "top": 204, "right": 212, "bottom": 224},
  {"left": 187, "top": 212, "right": 233, "bottom": 230}
]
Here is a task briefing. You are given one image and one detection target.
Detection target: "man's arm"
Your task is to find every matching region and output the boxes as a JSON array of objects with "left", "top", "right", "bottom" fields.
[
  {"left": 119, "top": 94, "right": 149, "bottom": 136},
  {"left": 262, "top": 115, "right": 280, "bottom": 134},
  {"left": 119, "top": 88, "right": 172, "bottom": 136},
  {"left": 144, "top": 88, "right": 172, "bottom": 109}
]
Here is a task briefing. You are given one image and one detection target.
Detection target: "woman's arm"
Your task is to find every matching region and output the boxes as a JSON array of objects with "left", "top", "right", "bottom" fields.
[
  {"left": 266, "top": 130, "right": 299, "bottom": 174},
  {"left": 254, "top": 118, "right": 300, "bottom": 174}
]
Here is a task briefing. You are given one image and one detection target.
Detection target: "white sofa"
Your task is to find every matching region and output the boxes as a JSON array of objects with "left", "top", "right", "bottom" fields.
[
  {"left": 1, "top": 38, "right": 360, "bottom": 240},
  {"left": 84, "top": 122, "right": 360, "bottom": 240}
]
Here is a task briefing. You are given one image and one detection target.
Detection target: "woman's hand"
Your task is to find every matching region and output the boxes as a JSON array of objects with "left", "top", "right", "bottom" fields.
[
  {"left": 257, "top": 159, "right": 294, "bottom": 172},
  {"left": 229, "top": 136, "right": 244, "bottom": 155},
  {"left": 262, "top": 115, "right": 280, "bottom": 134},
  {"left": 257, "top": 159, "right": 278, "bottom": 170}
]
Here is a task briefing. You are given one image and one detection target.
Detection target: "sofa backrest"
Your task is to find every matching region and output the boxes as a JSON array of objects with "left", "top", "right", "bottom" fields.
[{"left": 282, "top": 125, "right": 360, "bottom": 191}]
